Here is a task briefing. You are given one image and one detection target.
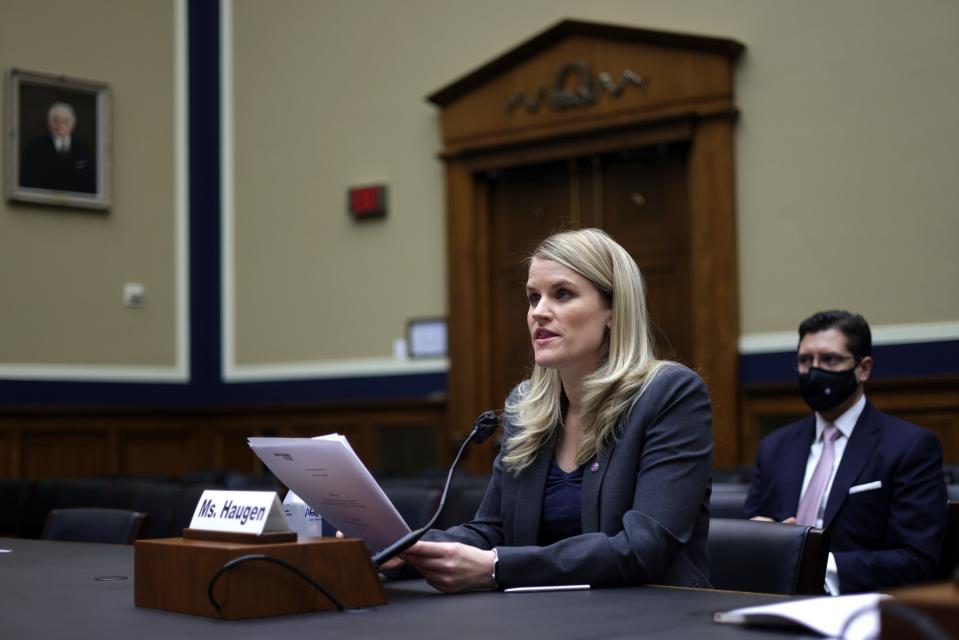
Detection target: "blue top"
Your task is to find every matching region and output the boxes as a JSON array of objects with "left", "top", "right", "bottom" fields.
[{"left": 539, "top": 458, "right": 584, "bottom": 546}]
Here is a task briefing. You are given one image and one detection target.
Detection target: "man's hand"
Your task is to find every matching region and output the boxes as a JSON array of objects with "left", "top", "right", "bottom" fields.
[
  {"left": 750, "top": 516, "right": 798, "bottom": 524},
  {"left": 399, "top": 541, "right": 496, "bottom": 593}
]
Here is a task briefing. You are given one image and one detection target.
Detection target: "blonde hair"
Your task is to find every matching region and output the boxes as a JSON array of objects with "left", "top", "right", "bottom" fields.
[{"left": 502, "top": 228, "right": 667, "bottom": 473}]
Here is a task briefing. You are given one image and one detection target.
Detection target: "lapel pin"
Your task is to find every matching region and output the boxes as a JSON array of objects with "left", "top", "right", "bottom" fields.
[{"left": 590, "top": 462, "right": 600, "bottom": 472}]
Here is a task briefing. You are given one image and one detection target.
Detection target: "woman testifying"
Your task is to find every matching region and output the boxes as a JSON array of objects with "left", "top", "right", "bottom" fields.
[{"left": 388, "top": 228, "right": 713, "bottom": 592}]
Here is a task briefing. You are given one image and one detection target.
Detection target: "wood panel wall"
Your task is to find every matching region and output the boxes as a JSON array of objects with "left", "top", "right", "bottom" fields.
[
  {"left": 3, "top": 376, "right": 955, "bottom": 481},
  {"left": 0, "top": 400, "right": 447, "bottom": 480}
]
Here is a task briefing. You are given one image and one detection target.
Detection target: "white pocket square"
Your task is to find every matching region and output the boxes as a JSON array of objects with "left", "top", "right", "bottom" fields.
[{"left": 849, "top": 480, "right": 882, "bottom": 494}]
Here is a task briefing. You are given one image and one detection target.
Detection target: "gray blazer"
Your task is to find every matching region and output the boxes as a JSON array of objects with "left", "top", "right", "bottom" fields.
[{"left": 427, "top": 363, "right": 713, "bottom": 589}]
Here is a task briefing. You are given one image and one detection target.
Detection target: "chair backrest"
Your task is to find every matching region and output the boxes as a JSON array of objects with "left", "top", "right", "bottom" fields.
[
  {"left": 19, "top": 479, "right": 67, "bottom": 538},
  {"left": 708, "top": 518, "right": 830, "bottom": 595},
  {"left": 943, "top": 465, "right": 959, "bottom": 485},
  {"left": 223, "top": 471, "right": 283, "bottom": 491},
  {"left": 382, "top": 486, "right": 441, "bottom": 529},
  {"left": 435, "top": 483, "right": 489, "bottom": 531},
  {"left": 131, "top": 483, "right": 188, "bottom": 538},
  {"left": 0, "top": 478, "right": 35, "bottom": 536},
  {"left": 42, "top": 507, "right": 148, "bottom": 545},
  {"left": 942, "top": 501, "right": 959, "bottom": 579},
  {"left": 709, "top": 484, "right": 750, "bottom": 519},
  {"left": 711, "top": 466, "right": 754, "bottom": 484},
  {"left": 171, "top": 485, "right": 209, "bottom": 536}
]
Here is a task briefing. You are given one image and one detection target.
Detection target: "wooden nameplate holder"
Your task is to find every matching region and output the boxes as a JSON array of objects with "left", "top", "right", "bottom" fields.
[{"left": 134, "top": 531, "right": 387, "bottom": 619}]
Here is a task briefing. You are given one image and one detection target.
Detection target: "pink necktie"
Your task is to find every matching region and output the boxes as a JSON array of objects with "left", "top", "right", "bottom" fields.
[{"left": 796, "top": 424, "right": 839, "bottom": 526}]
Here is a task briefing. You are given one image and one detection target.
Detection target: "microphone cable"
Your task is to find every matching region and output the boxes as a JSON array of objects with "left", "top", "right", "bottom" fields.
[{"left": 207, "top": 553, "right": 345, "bottom": 615}]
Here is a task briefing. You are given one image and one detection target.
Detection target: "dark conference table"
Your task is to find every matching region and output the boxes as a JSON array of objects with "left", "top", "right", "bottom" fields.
[{"left": 0, "top": 537, "right": 817, "bottom": 639}]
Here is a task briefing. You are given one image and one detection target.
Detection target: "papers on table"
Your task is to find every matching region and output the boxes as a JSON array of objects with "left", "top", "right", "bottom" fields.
[
  {"left": 248, "top": 434, "right": 409, "bottom": 551},
  {"left": 714, "top": 592, "right": 890, "bottom": 639}
]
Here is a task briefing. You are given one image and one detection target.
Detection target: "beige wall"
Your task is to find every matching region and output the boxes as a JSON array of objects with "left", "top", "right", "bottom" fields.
[
  {"left": 0, "top": 0, "right": 180, "bottom": 372},
  {"left": 2, "top": 0, "right": 956, "bottom": 380},
  {"left": 231, "top": 0, "right": 958, "bottom": 371},
  {"left": 731, "top": 1, "right": 959, "bottom": 335}
]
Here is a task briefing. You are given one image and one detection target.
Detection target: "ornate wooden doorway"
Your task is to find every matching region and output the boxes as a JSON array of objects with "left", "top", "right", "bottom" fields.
[
  {"left": 429, "top": 20, "right": 744, "bottom": 470},
  {"left": 486, "top": 143, "right": 694, "bottom": 409}
]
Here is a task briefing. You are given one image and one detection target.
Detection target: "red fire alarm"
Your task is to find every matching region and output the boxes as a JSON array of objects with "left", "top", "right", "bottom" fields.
[{"left": 347, "top": 184, "right": 388, "bottom": 219}]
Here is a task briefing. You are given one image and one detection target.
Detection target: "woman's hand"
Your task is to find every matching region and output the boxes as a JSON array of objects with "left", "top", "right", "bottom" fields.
[
  {"left": 378, "top": 555, "right": 407, "bottom": 571},
  {"left": 337, "top": 530, "right": 407, "bottom": 571},
  {"left": 399, "top": 541, "right": 496, "bottom": 593}
]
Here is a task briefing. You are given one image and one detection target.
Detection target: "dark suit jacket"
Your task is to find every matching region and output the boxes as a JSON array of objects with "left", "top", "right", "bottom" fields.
[
  {"left": 20, "top": 135, "right": 96, "bottom": 194},
  {"left": 426, "top": 364, "right": 713, "bottom": 589},
  {"left": 744, "top": 401, "right": 947, "bottom": 593}
]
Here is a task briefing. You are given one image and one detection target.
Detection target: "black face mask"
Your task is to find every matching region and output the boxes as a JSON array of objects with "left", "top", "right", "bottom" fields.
[{"left": 798, "top": 366, "right": 860, "bottom": 413}]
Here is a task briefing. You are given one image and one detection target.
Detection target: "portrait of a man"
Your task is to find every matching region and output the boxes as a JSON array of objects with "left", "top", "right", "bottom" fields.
[
  {"left": 5, "top": 68, "right": 111, "bottom": 210},
  {"left": 20, "top": 101, "right": 97, "bottom": 194}
]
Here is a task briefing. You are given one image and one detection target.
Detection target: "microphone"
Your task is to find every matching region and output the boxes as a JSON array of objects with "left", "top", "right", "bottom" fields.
[{"left": 370, "top": 410, "right": 500, "bottom": 568}]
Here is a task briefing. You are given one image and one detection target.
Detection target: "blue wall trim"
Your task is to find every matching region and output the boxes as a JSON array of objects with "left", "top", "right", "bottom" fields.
[
  {"left": 0, "top": 373, "right": 447, "bottom": 408},
  {"left": 189, "top": 0, "right": 222, "bottom": 397},
  {"left": 741, "top": 340, "right": 959, "bottom": 386}
]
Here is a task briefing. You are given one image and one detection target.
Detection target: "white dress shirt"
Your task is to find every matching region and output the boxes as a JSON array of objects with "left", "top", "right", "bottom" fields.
[
  {"left": 799, "top": 393, "right": 866, "bottom": 594},
  {"left": 52, "top": 134, "right": 71, "bottom": 153}
]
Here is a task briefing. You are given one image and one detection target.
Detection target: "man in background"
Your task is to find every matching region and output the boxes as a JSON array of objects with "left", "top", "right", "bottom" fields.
[
  {"left": 744, "top": 310, "right": 946, "bottom": 593},
  {"left": 20, "top": 101, "right": 96, "bottom": 194}
]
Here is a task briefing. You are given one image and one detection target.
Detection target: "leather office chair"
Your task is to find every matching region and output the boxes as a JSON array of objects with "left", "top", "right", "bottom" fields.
[
  {"left": 132, "top": 483, "right": 187, "bottom": 538},
  {"left": 709, "top": 484, "right": 750, "bottom": 519},
  {"left": 42, "top": 508, "right": 148, "bottom": 545},
  {"left": 223, "top": 471, "right": 283, "bottom": 491},
  {"left": 711, "top": 466, "right": 754, "bottom": 484},
  {"left": 708, "top": 518, "right": 830, "bottom": 595},
  {"left": 435, "top": 484, "right": 489, "bottom": 531},
  {"left": 382, "top": 486, "right": 442, "bottom": 529},
  {"left": 942, "top": 501, "right": 959, "bottom": 579},
  {"left": 943, "top": 465, "right": 959, "bottom": 485},
  {"left": 0, "top": 478, "right": 34, "bottom": 537},
  {"left": 171, "top": 485, "right": 208, "bottom": 535}
]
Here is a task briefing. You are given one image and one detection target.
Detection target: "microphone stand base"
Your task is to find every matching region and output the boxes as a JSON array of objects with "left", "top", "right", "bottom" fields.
[{"left": 134, "top": 536, "right": 387, "bottom": 619}]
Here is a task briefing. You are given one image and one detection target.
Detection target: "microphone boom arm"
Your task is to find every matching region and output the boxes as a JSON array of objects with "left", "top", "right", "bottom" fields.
[{"left": 370, "top": 411, "right": 498, "bottom": 568}]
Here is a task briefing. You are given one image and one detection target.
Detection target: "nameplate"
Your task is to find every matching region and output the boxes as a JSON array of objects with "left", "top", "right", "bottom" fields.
[{"left": 189, "top": 490, "right": 290, "bottom": 535}]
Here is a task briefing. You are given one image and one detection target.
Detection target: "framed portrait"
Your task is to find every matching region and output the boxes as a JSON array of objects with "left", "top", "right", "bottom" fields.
[{"left": 4, "top": 68, "right": 112, "bottom": 210}]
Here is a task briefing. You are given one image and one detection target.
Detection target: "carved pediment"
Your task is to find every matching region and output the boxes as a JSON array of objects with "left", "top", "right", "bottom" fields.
[{"left": 428, "top": 20, "right": 744, "bottom": 154}]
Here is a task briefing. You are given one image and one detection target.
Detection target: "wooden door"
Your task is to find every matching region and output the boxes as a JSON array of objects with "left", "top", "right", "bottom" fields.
[
  {"left": 487, "top": 161, "right": 573, "bottom": 403},
  {"left": 599, "top": 144, "right": 693, "bottom": 365},
  {"left": 484, "top": 143, "right": 693, "bottom": 406},
  {"left": 431, "top": 21, "right": 743, "bottom": 468}
]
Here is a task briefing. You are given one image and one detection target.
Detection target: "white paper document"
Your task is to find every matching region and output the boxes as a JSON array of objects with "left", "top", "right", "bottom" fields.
[
  {"left": 714, "top": 592, "right": 890, "bottom": 639},
  {"left": 248, "top": 434, "right": 409, "bottom": 551}
]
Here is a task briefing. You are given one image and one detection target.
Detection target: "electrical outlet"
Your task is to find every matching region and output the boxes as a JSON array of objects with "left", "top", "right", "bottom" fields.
[{"left": 123, "top": 283, "right": 145, "bottom": 308}]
